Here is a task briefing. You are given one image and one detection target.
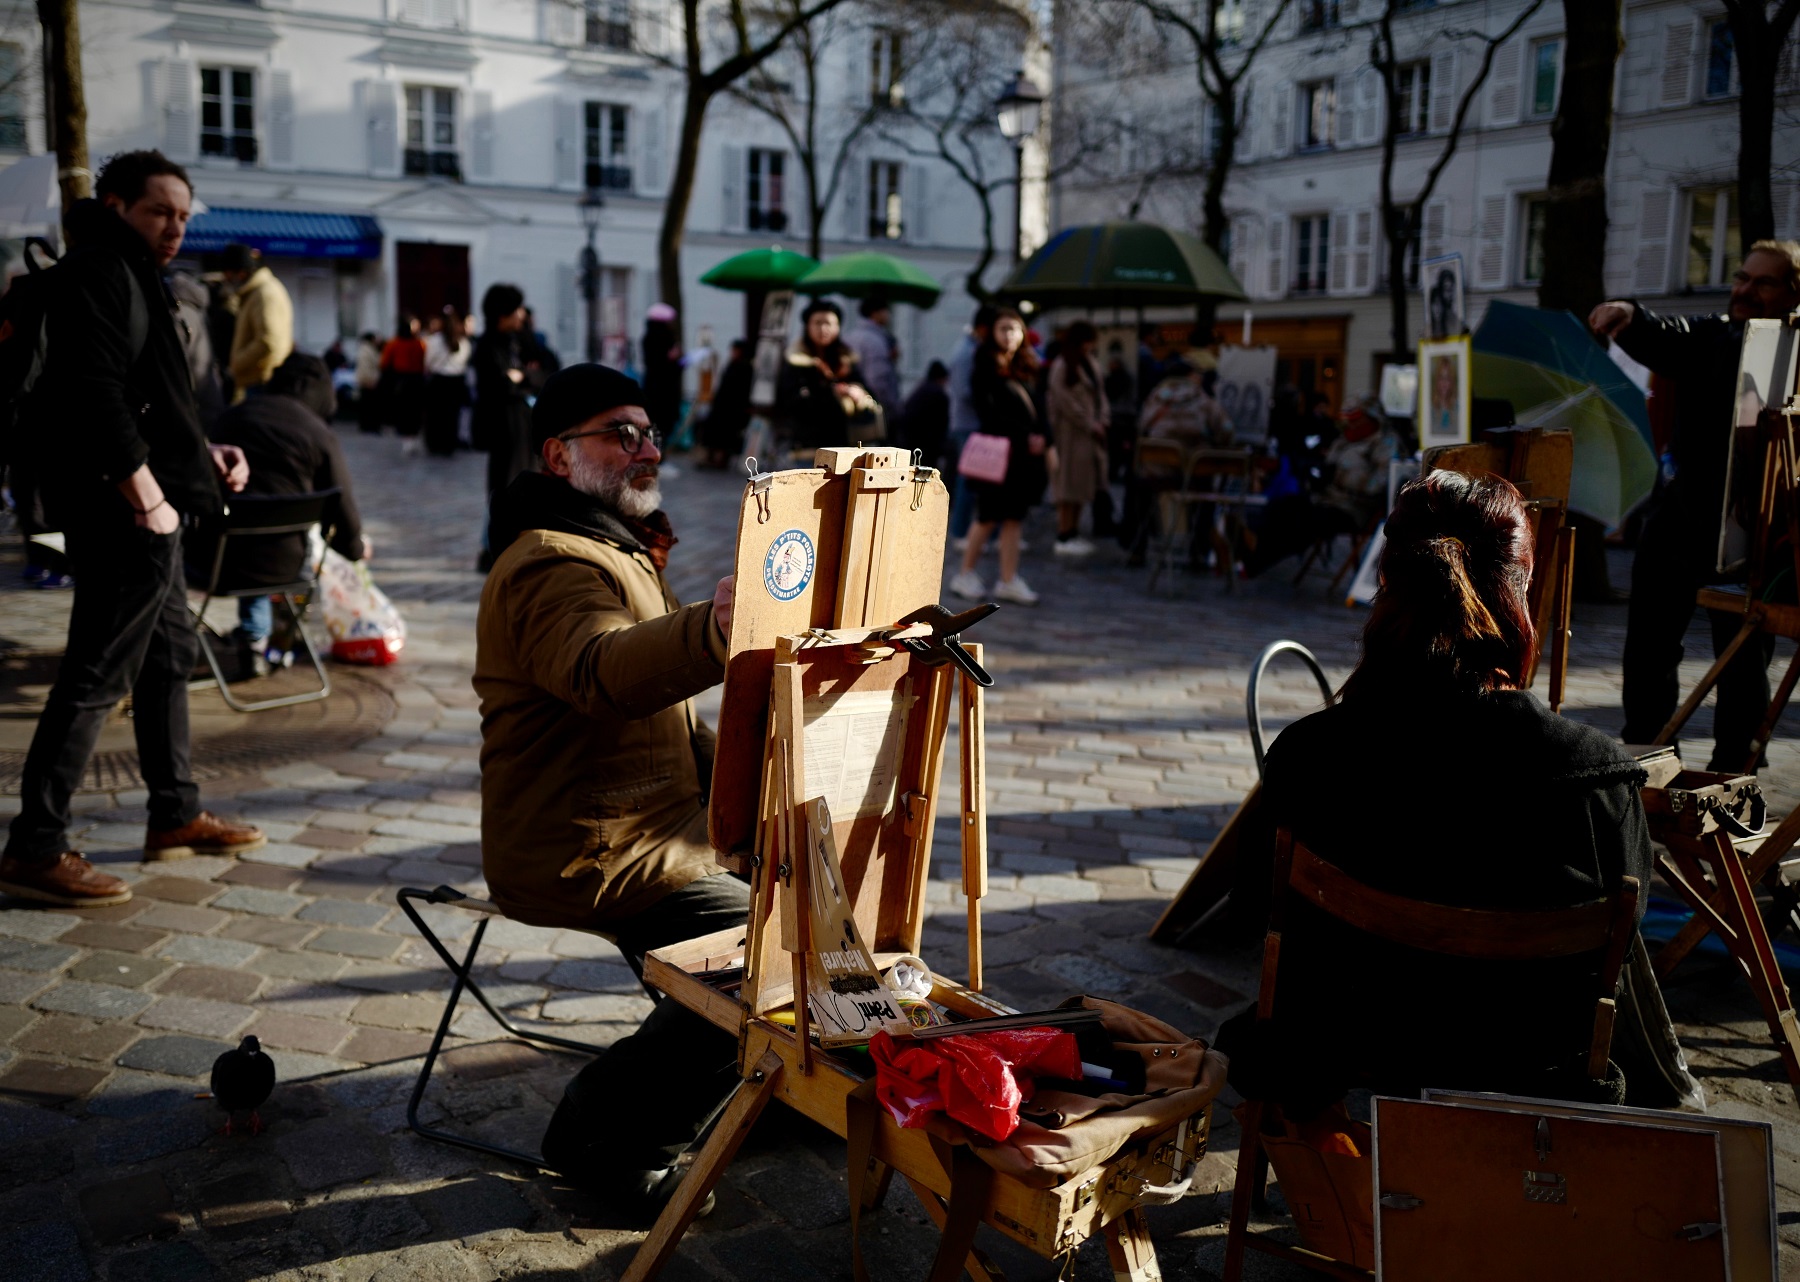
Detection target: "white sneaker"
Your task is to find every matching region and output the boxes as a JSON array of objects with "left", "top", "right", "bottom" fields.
[
  {"left": 952, "top": 536, "right": 970, "bottom": 553},
  {"left": 1053, "top": 537, "right": 1096, "bottom": 557},
  {"left": 994, "top": 575, "right": 1039, "bottom": 605},
  {"left": 948, "top": 570, "right": 987, "bottom": 600}
]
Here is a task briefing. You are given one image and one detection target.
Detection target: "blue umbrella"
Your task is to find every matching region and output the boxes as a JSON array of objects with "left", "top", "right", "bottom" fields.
[{"left": 1472, "top": 299, "right": 1657, "bottom": 526}]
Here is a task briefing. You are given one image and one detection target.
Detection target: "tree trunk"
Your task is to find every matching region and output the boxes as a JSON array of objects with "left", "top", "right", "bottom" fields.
[
  {"left": 1537, "top": 0, "right": 1620, "bottom": 316},
  {"left": 657, "top": 82, "right": 711, "bottom": 326},
  {"left": 37, "top": 0, "right": 88, "bottom": 209},
  {"left": 1386, "top": 210, "right": 1411, "bottom": 358},
  {"left": 1735, "top": 33, "right": 1779, "bottom": 250},
  {"left": 804, "top": 156, "right": 824, "bottom": 261}
]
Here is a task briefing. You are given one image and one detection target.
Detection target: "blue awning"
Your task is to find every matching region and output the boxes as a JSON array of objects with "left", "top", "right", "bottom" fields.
[{"left": 183, "top": 207, "right": 383, "bottom": 259}]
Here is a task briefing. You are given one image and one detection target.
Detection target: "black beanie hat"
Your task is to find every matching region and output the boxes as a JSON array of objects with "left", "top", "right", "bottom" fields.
[{"left": 530, "top": 363, "right": 647, "bottom": 450}]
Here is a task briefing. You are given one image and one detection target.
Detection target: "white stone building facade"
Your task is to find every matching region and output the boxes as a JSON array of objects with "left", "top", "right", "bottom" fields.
[
  {"left": 1051, "top": 0, "right": 1800, "bottom": 409},
  {"left": 44, "top": 0, "right": 1031, "bottom": 381}
]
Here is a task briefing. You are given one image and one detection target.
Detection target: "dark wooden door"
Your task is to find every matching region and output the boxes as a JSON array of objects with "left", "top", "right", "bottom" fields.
[{"left": 396, "top": 242, "right": 470, "bottom": 324}]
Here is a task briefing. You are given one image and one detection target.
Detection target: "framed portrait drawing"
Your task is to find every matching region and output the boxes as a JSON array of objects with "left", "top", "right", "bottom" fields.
[
  {"left": 1417, "top": 337, "right": 1472, "bottom": 448},
  {"left": 1421, "top": 253, "right": 1466, "bottom": 339}
]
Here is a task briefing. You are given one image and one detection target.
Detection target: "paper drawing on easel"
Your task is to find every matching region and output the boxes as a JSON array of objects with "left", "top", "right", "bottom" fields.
[
  {"left": 802, "top": 688, "right": 909, "bottom": 821},
  {"left": 763, "top": 528, "right": 816, "bottom": 601},
  {"left": 802, "top": 798, "right": 908, "bottom": 1046}
]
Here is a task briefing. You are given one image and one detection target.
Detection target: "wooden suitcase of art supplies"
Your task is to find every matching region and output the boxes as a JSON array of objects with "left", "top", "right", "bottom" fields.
[{"left": 628, "top": 449, "right": 1225, "bottom": 1282}]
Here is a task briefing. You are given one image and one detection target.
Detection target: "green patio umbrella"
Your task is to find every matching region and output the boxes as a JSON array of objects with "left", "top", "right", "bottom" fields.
[
  {"left": 795, "top": 251, "right": 943, "bottom": 308},
  {"left": 994, "top": 221, "right": 1247, "bottom": 309},
  {"left": 1471, "top": 299, "right": 1657, "bottom": 527},
  {"left": 700, "top": 246, "right": 820, "bottom": 292}
]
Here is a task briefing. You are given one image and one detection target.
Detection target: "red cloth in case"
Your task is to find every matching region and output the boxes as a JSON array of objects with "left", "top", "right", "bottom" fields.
[{"left": 869, "top": 1027, "right": 1082, "bottom": 1142}]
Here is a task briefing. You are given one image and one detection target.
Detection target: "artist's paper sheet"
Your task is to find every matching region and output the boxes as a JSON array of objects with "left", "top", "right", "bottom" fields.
[{"left": 802, "top": 688, "right": 909, "bottom": 822}]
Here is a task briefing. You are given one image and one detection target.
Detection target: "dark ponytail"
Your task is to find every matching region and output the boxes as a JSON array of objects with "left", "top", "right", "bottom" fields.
[{"left": 1341, "top": 470, "right": 1536, "bottom": 701}]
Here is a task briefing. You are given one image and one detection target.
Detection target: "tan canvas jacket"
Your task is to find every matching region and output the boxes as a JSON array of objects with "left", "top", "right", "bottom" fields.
[
  {"left": 228, "top": 267, "right": 294, "bottom": 399},
  {"left": 475, "top": 525, "right": 727, "bottom": 933}
]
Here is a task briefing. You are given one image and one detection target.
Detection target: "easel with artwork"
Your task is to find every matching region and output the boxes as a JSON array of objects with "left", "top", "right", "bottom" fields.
[{"left": 624, "top": 447, "right": 1219, "bottom": 1282}]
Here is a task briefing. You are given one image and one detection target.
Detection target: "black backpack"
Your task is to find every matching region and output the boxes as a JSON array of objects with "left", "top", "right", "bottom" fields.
[{"left": 0, "top": 237, "right": 149, "bottom": 469}]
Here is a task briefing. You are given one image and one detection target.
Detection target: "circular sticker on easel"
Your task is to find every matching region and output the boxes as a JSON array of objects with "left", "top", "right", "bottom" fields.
[{"left": 763, "top": 528, "right": 816, "bottom": 602}]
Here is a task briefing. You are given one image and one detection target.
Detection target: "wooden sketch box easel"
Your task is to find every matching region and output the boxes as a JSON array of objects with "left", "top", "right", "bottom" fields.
[{"left": 625, "top": 448, "right": 1216, "bottom": 1281}]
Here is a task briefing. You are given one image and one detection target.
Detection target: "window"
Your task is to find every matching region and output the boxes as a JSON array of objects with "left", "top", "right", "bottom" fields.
[
  {"left": 867, "top": 161, "right": 903, "bottom": 240},
  {"left": 1395, "top": 60, "right": 1431, "bottom": 136},
  {"left": 1298, "top": 80, "right": 1335, "bottom": 149},
  {"left": 583, "top": 102, "right": 630, "bottom": 191},
  {"left": 1298, "top": 0, "right": 1340, "bottom": 32},
  {"left": 201, "top": 67, "right": 257, "bottom": 164},
  {"left": 870, "top": 29, "right": 905, "bottom": 109},
  {"left": 1292, "top": 214, "right": 1330, "bottom": 293},
  {"left": 0, "top": 45, "right": 25, "bottom": 151},
  {"left": 1705, "top": 20, "right": 1736, "bottom": 98},
  {"left": 747, "top": 148, "right": 787, "bottom": 232},
  {"left": 1530, "top": 38, "right": 1562, "bottom": 117},
  {"left": 1686, "top": 186, "right": 1740, "bottom": 288},
  {"left": 1216, "top": 0, "right": 1245, "bottom": 47},
  {"left": 1520, "top": 196, "right": 1549, "bottom": 283},
  {"left": 586, "top": 0, "right": 632, "bottom": 51},
  {"left": 404, "top": 85, "right": 460, "bottom": 180}
]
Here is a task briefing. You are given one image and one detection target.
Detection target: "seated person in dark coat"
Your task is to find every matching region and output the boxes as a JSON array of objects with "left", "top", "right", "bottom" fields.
[
  {"left": 1214, "top": 471, "right": 1652, "bottom": 1120},
  {"left": 203, "top": 353, "right": 367, "bottom": 670}
]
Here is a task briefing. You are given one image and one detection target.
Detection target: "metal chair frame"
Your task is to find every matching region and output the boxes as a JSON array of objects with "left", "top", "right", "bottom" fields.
[
  {"left": 1142, "top": 443, "right": 1258, "bottom": 594},
  {"left": 189, "top": 489, "right": 339, "bottom": 713}
]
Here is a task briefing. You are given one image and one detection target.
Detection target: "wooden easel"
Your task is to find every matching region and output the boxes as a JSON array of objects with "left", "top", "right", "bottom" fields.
[
  {"left": 625, "top": 448, "right": 1211, "bottom": 1281},
  {"left": 1150, "top": 429, "right": 1578, "bottom": 945}
]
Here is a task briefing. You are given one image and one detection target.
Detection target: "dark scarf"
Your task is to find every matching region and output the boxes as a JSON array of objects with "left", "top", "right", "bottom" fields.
[{"left": 488, "top": 469, "right": 677, "bottom": 568}]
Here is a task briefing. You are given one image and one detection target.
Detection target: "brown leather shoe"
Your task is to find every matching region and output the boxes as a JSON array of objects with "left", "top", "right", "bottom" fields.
[
  {"left": 0, "top": 852, "right": 133, "bottom": 906},
  {"left": 144, "top": 811, "right": 266, "bottom": 861}
]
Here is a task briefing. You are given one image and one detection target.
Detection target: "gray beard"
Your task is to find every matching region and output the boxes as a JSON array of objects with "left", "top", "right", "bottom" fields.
[{"left": 566, "top": 448, "right": 661, "bottom": 519}]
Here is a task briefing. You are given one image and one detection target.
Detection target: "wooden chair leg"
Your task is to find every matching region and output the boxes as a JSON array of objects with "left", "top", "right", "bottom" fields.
[
  {"left": 900, "top": 1176, "right": 1007, "bottom": 1282},
  {"left": 859, "top": 1157, "right": 896, "bottom": 1212},
  {"left": 1222, "top": 1100, "right": 1265, "bottom": 1282},
  {"left": 1103, "top": 1206, "right": 1162, "bottom": 1281},
  {"left": 1705, "top": 835, "right": 1800, "bottom": 1097},
  {"left": 621, "top": 1049, "right": 783, "bottom": 1282}
]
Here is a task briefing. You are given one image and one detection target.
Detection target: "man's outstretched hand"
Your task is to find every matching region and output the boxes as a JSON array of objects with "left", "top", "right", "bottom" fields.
[
  {"left": 713, "top": 575, "right": 735, "bottom": 639},
  {"left": 209, "top": 444, "right": 250, "bottom": 493},
  {"left": 1588, "top": 300, "right": 1636, "bottom": 340}
]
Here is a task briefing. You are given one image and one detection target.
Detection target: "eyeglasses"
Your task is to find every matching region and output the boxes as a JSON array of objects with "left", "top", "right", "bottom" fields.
[
  {"left": 1733, "top": 271, "right": 1793, "bottom": 294},
  {"left": 559, "top": 423, "right": 662, "bottom": 455}
]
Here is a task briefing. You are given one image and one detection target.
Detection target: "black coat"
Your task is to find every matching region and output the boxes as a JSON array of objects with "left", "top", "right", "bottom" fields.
[
  {"left": 776, "top": 343, "right": 864, "bottom": 450},
  {"left": 37, "top": 202, "right": 220, "bottom": 527},
  {"left": 899, "top": 379, "right": 950, "bottom": 466},
  {"left": 202, "top": 391, "right": 365, "bottom": 588},
  {"left": 1615, "top": 304, "right": 1742, "bottom": 534},
  {"left": 701, "top": 354, "right": 754, "bottom": 453},
  {"left": 971, "top": 355, "right": 1046, "bottom": 502},
  {"left": 1215, "top": 690, "right": 1651, "bottom": 1118},
  {"left": 472, "top": 330, "right": 536, "bottom": 498}
]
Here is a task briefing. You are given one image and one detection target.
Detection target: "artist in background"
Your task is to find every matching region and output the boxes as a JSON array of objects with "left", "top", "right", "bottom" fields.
[
  {"left": 475, "top": 364, "right": 740, "bottom": 1220},
  {"left": 1590, "top": 240, "right": 1800, "bottom": 770}
]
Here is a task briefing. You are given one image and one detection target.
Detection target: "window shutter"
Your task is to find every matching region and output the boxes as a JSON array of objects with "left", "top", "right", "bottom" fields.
[
  {"left": 637, "top": 103, "right": 667, "bottom": 197},
  {"left": 1334, "top": 74, "right": 1355, "bottom": 147},
  {"left": 1236, "top": 82, "right": 1255, "bottom": 162},
  {"left": 635, "top": 0, "right": 666, "bottom": 56},
  {"left": 1633, "top": 188, "right": 1672, "bottom": 295},
  {"left": 1487, "top": 38, "right": 1522, "bottom": 127},
  {"left": 545, "top": 0, "right": 579, "bottom": 46},
  {"left": 361, "top": 79, "right": 401, "bottom": 177},
  {"left": 841, "top": 156, "right": 864, "bottom": 242},
  {"left": 554, "top": 97, "right": 582, "bottom": 189},
  {"left": 721, "top": 144, "right": 744, "bottom": 234},
  {"left": 398, "top": 0, "right": 428, "bottom": 24},
  {"left": 1269, "top": 84, "right": 1290, "bottom": 158},
  {"left": 1352, "top": 207, "right": 1374, "bottom": 292},
  {"left": 557, "top": 260, "right": 581, "bottom": 359},
  {"left": 1329, "top": 207, "right": 1351, "bottom": 293},
  {"left": 1422, "top": 198, "right": 1449, "bottom": 261},
  {"left": 161, "top": 59, "right": 197, "bottom": 161},
  {"left": 1264, "top": 213, "right": 1287, "bottom": 299},
  {"left": 907, "top": 164, "right": 928, "bottom": 244},
  {"left": 1474, "top": 194, "right": 1507, "bottom": 287},
  {"left": 1356, "top": 67, "right": 1382, "bottom": 144},
  {"left": 468, "top": 89, "right": 495, "bottom": 181},
  {"left": 1660, "top": 20, "right": 1695, "bottom": 108},
  {"left": 1774, "top": 181, "right": 1797, "bottom": 239},
  {"left": 428, "top": 0, "right": 459, "bottom": 27},
  {"left": 850, "top": 31, "right": 873, "bottom": 109},
  {"left": 265, "top": 69, "right": 296, "bottom": 170},
  {"left": 1229, "top": 215, "right": 1254, "bottom": 294},
  {"left": 1428, "top": 48, "right": 1457, "bottom": 133}
]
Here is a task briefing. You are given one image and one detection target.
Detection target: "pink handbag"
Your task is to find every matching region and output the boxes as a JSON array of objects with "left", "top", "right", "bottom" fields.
[{"left": 958, "top": 432, "right": 1012, "bottom": 485}]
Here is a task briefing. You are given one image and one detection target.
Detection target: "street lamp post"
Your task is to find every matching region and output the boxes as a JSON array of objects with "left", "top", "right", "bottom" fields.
[
  {"left": 994, "top": 70, "right": 1044, "bottom": 265},
  {"left": 579, "top": 189, "right": 605, "bottom": 363}
]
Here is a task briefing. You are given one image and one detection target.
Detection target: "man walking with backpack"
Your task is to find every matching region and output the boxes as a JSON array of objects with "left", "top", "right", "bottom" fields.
[{"left": 0, "top": 150, "right": 265, "bottom": 908}]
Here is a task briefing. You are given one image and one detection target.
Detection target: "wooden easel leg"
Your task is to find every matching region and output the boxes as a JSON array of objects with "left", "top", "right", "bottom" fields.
[
  {"left": 1548, "top": 524, "right": 1574, "bottom": 713},
  {"left": 1654, "top": 617, "right": 1760, "bottom": 747},
  {"left": 1705, "top": 835, "right": 1800, "bottom": 1097},
  {"left": 1654, "top": 808, "right": 1800, "bottom": 976},
  {"left": 620, "top": 1049, "right": 784, "bottom": 1282},
  {"left": 900, "top": 1176, "right": 1008, "bottom": 1282},
  {"left": 1103, "top": 1207, "right": 1162, "bottom": 1281},
  {"left": 1222, "top": 1100, "right": 1265, "bottom": 1282},
  {"left": 1743, "top": 646, "right": 1800, "bottom": 774},
  {"left": 858, "top": 1157, "right": 895, "bottom": 1211}
]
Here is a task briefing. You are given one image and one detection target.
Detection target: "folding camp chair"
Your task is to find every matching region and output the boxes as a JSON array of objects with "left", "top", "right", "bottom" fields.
[{"left": 189, "top": 489, "right": 338, "bottom": 713}]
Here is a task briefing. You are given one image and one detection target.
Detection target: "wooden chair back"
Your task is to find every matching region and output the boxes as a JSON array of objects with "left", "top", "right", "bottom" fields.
[{"left": 1264, "top": 829, "right": 1640, "bottom": 1079}]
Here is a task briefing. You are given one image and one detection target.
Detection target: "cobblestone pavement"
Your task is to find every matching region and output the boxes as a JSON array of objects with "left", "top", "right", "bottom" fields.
[{"left": 0, "top": 429, "right": 1796, "bottom": 1281}]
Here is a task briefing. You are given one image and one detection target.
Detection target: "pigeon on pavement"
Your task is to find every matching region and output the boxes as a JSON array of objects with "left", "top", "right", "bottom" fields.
[{"left": 210, "top": 1035, "right": 276, "bottom": 1136}]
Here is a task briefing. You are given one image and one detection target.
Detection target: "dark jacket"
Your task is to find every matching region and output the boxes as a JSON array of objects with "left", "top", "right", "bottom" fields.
[
  {"left": 1614, "top": 304, "right": 1741, "bottom": 531},
  {"left": 899, "top": 378, "right": 950, "bottom": 466},
  {"left": 701, "top": 353, "right": 754, "bottom": 453},
  {"left": 1216, "top": 690, "right": 1651, "bottom": 1118},
  {"left": 203, "top": 389, "right": 365, "bottom": 587},
  {"left": 776, "top": 341, "right": 864, "bottom": 450},
  {"left": 38, "top": 202, "right": 220, "bottom": 526},
  {"left": 971, "top": 351, "right": 1046, "bottom": 499},
  {"left": 471, "top": 330, "right": 533, "bottom": 453}
]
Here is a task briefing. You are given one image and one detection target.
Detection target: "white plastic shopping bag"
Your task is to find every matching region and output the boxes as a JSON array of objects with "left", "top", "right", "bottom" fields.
[{"left": 318, "top": 548, "right": 406, "bottom": 665}]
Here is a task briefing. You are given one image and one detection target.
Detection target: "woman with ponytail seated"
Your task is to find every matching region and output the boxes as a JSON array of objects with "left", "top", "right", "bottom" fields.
[{"left": 1214, "top": 470, "right": 1652, "bottom": 1119}]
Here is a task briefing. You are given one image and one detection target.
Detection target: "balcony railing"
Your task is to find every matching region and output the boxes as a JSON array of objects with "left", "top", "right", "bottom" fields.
[
  {"left": 406, "top": 148, "right": 463, "bottom": 181},
  {"left": 584, "top": 162, "right": 633, "bottom": 193},
  {"left": 202, "top": 132, "right": 258, "bottom": 164},
  {"left": 748, "top": 206, "right": 789, "bottom": 233}
]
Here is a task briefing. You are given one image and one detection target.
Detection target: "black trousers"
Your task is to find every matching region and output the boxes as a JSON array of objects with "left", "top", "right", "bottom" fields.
[
  {"left": 562, "top": 873, "right": 751, "bottom": 1169},
  {"left": 4, "top": 519, "right": 202, "bottom": 864},
  {"left": 1621, "top": 493, "right": 1775, "bottom": 770}
]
